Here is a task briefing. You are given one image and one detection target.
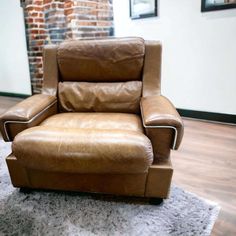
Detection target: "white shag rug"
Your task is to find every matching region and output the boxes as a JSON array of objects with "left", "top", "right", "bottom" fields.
[{"left": 0, "top": 140, "right": 220, "bottom": 236}]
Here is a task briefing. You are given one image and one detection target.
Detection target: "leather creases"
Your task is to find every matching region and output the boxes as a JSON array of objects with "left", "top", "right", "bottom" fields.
[
  {"left": 58, "top": 81, "right": 142, "bottom": 114},
  {"left": 12, "top": 126, "right": 153, "bottom": 174},
  {"left": 57, "top": 37, "right": 145, "bottom": 82}
]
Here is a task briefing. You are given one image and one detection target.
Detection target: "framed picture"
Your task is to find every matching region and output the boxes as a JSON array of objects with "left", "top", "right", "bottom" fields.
[
  {"left": 130, "top": 0, "right": 157, "bottom": 19},
  {"left": 201, "top": 0, "right": 236, "bottom": 12}
]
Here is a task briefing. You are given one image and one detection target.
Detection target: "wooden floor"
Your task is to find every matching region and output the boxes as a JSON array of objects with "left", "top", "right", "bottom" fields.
[
  {"left": 0, "top": 96, "right": 236, "bottom": 235},
  {"left": 172, "top": 118, "right": 236, "bottom": 236},
  {"left": 0, "top": 96, "right": 22, "bottom": 114}
]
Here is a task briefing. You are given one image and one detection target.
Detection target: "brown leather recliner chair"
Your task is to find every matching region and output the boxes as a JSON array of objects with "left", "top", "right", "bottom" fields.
[{"left": 0, "top": 37, "right": 183, "bottom": 201}]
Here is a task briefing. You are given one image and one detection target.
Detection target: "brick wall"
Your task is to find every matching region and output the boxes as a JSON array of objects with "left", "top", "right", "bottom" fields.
[{"left": 21, "top": 0, "right": 114, "bottom": 93}]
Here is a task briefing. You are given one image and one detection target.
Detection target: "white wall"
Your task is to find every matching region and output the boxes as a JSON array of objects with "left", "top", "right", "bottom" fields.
[
  {"left": 0, "top": 0, "right": 31, "bottom": 95},
  {"left": 113, "top": 0, "right": 236, "bottom": 115}
]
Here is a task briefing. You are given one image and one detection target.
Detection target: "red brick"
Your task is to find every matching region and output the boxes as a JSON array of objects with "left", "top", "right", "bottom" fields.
[
  {"left": 28, "top": 23, "right": 38, "bottom": 28},
  {"left": 39, "top": 30, "right": 46, "bottom": 34},
  {"left": 64, "top": 1, "right": 73, "bottom": 8},
  {"left": 34, "top": 0, "right": 43, "bottom": 5},
  {"left": 29, "top": 30, "right": 39, "bottom": 34},
  {"left": 64, "top": 9, "right": 73, "bottom": 15},
  {"left": 36, "top": 40, "right": 44, "bottom": 46},
  {"left": 43, "top": 0, "right": 52, "bottom": 4},
  {"left": 26, "top": 17, "right": 34, "bottom": 23},
  {"left": 31, "top": 12, "right": 39, "bottom": 17},
  {"left": 44, "top": 4, "right": 52, "bottom": 10},
  {"left": 35, "top": 73, "right": 43, "bottom": 78},
  {"left": 57, "top": 4, "right": 64, "bottom": 9},
  {"left": 34, "top": 18, "right": 44, "bottom": 23},
  {"left": 26, "top": 6, "right": 42, "bottom": 11},
  {"left": 38, "top": 24, "right": 45, "bottom": 28}
]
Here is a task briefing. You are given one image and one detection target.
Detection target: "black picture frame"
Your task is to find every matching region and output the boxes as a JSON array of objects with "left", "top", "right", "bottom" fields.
[
  {"left": 130, "top": 0, "right": 157, "bottom": 20},
  {"left": 201, "top": 0, "right": 236, "bottom": 12}
]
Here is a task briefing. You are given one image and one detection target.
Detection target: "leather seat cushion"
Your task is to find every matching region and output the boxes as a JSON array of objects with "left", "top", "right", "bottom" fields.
[
  {"left": 12, "top": 126, "right": 153, "bottom": 174},
  {"left": 40, "top": 112, "right": 144, "bottom": 133}
]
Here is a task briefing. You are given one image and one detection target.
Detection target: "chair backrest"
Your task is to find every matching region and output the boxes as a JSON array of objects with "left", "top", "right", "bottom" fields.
[
  {"left": 57, "top": 37, "right": 145, "bottom": 114},
  {"left": 42, "top": 37, "right": 162, "bottom": 114}
]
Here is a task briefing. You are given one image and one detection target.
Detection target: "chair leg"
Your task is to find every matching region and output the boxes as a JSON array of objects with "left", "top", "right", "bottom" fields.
[
  {"left": 20, "top": 187, "right": 32, "bottom": 194},
  {"left": 149, "top": 197, "right": 164, "bottom": 205}
]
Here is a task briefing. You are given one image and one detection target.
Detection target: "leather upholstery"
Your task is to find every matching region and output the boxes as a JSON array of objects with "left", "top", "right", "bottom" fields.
[
  {"left": 0, "top": 37, "right": 184, "bottom": 199},
  {"left": 145, "top": 159, "right": 173, "bottom": 198},
  {"left": 140, "top": 95, "right": 184, "bottom": 150},
  {"left": 145, "top": 128, "right": 173, "bottom": 161},
  {"left": 57, "top": 37, "right": 145, "bottom": 82},
  {"left": 7, "top": 154, "right": 147, "bottom": 196},
  {"left": 58, "top": 81, "right": 142, "bottom": 113},
  {"left": 142, "top": 41, "right": 162, "bottom": 97},
  {"left": 13, "top": 126, "right": 153, "bottom": 174},
  {"left": 27, "top": 170, "right": 147, "bottom": 196},
  {"left": 0, "top": 94, "right": 56, "bottom": 121},
  {"left": 0, "top": 94, "right": 57, "bottom": 141},
  {"left": 40, "top": 113, "right": 144, "bottom": 133},
  {"left": 42, "top": 45, "right": 58, "bottom": 96}
]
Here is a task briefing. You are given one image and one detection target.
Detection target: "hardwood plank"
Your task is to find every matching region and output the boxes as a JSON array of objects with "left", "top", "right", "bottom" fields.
[{"left": 172, "top": 119, "right": 236, "bottom": 236}]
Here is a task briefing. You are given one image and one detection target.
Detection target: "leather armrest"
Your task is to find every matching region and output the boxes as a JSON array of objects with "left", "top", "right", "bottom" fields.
[
  {"left": 140, "top": 95, "right": 184, "bottom": 150},
  {"left": 0, "top": 94, "right": 57, "bottom": 141}
]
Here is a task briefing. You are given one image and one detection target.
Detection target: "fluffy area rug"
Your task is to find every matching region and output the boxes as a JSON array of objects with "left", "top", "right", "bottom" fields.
[{"left": 0, "top": 140, "right": 220, "bottom": 236}]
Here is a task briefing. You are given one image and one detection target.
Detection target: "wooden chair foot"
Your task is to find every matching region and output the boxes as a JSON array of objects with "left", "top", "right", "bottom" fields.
[
  {"left": 20, "top": 187, "right": 32, "bottom": 194},
  {"left": 149, "top": 197, "right": 164, "bottom": 205}
]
